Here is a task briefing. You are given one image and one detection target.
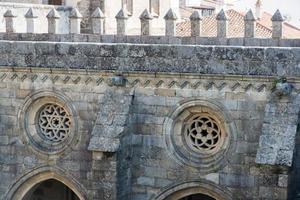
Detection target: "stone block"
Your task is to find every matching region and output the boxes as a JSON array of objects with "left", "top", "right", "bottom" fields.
[
  {"left": 204, "top": 173, "right": 219, "bottom": 184},
  {"left": 144, "top": 166, "right": 167, "bottom": 178},
  {"left": 258, "top": 175, "right": 278, "bottom": 186},
  {"left": 276, "top": 149, "right": 293, "bottom": 166},
  {"left": 137, "top": 176, "right": 155, "bottom": 186},
  {"left": 88, "top": 137, "right": 120, "bottom": 152},
  {"left": 278, "top": 174, "right": 288, "bottom": 187},
  {"left": 154, "top": 178, "right": 172, "bottom": 187},
  {"left": 220, "top": 173, "right": 255, "bottom": 187}
]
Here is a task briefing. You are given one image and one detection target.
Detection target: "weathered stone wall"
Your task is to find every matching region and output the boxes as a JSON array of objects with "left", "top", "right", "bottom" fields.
[
  {"left": 0, "top": 68, "right": 118, "bottom": 199},
  {"left": 0, "top": 40, "right": 298, "bottom": 74},
  {"left": 0, "top": 39, "right": 299, "bottom": 200}
]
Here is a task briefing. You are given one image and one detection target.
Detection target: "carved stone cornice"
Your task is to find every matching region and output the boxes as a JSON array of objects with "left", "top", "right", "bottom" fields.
[{"left": 0, "top": 68, "right": 274, "bottom": 93}]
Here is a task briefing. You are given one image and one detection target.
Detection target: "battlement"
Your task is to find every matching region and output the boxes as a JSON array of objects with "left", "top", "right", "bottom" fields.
[{"left": 0, "top": 4, "right": 299, "bottom": 47}]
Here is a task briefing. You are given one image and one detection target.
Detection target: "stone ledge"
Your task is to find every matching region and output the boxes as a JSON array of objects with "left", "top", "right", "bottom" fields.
[
  {"left": 0, "top": 33, "right": 299, "bottom": 47},
  {"left": 0, "top": 40, "right": 299, "bottom": 77}
]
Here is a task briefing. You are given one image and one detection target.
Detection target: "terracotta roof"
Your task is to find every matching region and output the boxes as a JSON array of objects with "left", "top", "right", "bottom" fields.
[{"left": 177, "top": 9, "right": 300, "bottom": 38}]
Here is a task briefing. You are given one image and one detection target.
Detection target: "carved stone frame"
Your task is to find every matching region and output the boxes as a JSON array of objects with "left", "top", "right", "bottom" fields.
[
  {"left": 5, "top": 166, "right": 87, "bottom": 200},
  {"left": 163, "top": 99, "right": 237, "bottom": 172},
  {"left": 19, "top": 90, "right": 79, "bottom": 156},
  {"left": 154, "top": 180, "right": 233, "bottom": 200}
]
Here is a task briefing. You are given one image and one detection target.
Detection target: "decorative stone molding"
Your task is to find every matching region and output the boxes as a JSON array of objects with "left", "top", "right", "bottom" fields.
[
  {"left": 38, "top": 104, "right": 71, "bottom": 143},
  {"left": 183, "top": 113, "right": 225, "bottom": 155},
  {"left": 0, "top": 71, "right": 272, "bottom": 93},
  {"left": 163, "top": 99, "right": 237, "bottom": 171},
  {"left": 155, "top": 180, "right": 233, "bottom": 200},
  {"left": 5, "top": 165, "right": 87, "bottom": 200},
  {"left": 19, "top": 90, "right": 79, "bottom": 156}
]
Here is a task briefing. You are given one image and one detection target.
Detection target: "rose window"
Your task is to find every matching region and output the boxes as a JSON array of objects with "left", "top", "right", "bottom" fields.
[
  {"left": 38, "top": 104, "right": 71, "bottom": 143},
  {"left": 184, "top": 114, "right": 222, "bottom": 154}
]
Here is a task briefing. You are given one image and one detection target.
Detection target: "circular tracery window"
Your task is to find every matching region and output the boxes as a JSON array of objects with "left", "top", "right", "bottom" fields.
[
  {"left": 21, "top": 92, "right": 78, "bottom": 155},
  {"left": 184, "top": 114, "right": 222, "bottom": 154},
  {"left": 164, "top": 100, "right": 236, "bottom": 171},
  {"left": 38, "top": 104, "right": 71, "bottom": 143}
]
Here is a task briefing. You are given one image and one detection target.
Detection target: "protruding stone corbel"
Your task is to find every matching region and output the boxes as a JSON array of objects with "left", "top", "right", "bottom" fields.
[
  {"left": 244, "top": 9, "right": 256, "bottom": 38},
  {"left": 69, "top": 8, "right": 83, "bottom": 34},
  {"left": 4, "top": 10, "right": 16, "bottom": 33},
  {"left": 108, "top": 74, "right": 126, "bottom": 87},
  {"left": 91, "top": 7, "right": 105, "bottom": 34},
  {"left": 274, "top": 77, "right": 292, "bottom": 97},
  {"left": 271, "top": 9, "right": 284, "bottom": 39},
  {"left": 139, "top": 9, "right": 153, "bottom": 36},
  {"left": 216, "top": 9, "right": 228, "bottom": 38},
  {"left": 25, "top": 8, "right": 38, "bottom": 33},
  {"left": 164, "top": 8, "right": 178, "bottom": 36},
  {"left": 115, "top": 8, "right": 128, "bottom": 35},
  {"left": 46, "top": 8, "right": 60, "bottom": 34},
  {"left": 190, "top": 10, "right": 202, "bottom": 37}
]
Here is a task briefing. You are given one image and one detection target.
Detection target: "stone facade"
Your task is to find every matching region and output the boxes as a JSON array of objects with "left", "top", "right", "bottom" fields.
[
  {"left": 0, "top": 3, "right": 300, "bottom": 200},
  {"left": 0, "top": 35, "right": 299, "bottom": 200}
]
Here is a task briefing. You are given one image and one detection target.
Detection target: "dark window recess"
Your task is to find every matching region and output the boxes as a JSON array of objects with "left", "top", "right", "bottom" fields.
[
  {"left": 48, "top": 0, "right": 62, "bottom": 5},
  {"left": 179, "top": 193, "right": 216, "bottom": 200}
]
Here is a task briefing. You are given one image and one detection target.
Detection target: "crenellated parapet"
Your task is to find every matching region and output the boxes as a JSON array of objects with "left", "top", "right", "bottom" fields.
[{"left": 0, "top": 5, "right": 292, "bottom": 43}]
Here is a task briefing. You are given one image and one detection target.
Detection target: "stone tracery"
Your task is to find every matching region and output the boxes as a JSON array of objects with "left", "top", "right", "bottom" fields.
[
  {"left": 38, "top": 104, "right": 71, "bottom": 143},
  {"left": 184, "top": 114, "right": 222, "bottom": 153}
]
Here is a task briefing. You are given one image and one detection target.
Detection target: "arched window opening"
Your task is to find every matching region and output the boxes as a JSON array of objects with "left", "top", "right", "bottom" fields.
[
  {"left": 23, "top": 179, "right": 80, "bottom": 200},
  {"left": 179, "top": 193, "right": 216, "bottom": 200},
  {"left": 48, "top": 0, "right": 62, "bottom": 5}
]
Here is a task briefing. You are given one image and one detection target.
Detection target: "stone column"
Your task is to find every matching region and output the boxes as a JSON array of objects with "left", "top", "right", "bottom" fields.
[
  {"left": 69, "top": 8, "right": 83, "bottom": 34},
  {"left": 139, "top": 9, "right": 153, "bottom": 36},
  {"left": 91, "top": 7, "right": 105, "bottom": 34},
  {"left": 46, "top": 8, "right": 60, "bottom": 34},
  {"left": 190, "top": 10, "right": 202, "bottom": 37},
  {"left": 25, "top": 8, "right": 38, "bottom": 33},
  {"left": 115, "top": 8, "right": 128, "bottom": 35},
  {"left": 3, "top": 10, "right": 16, "bottom": 33},
  {"left": 216, "top": 9, "right": 228, "bottom": 38},
  {"left": 164, "top": 8, "right": 178, "bottom": 36},
  {"left": 271, "top": 9, "right": 284, "bottom": 39},
  {"left": 244, "top": 9, "right": 256, "bottom": 38}
]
